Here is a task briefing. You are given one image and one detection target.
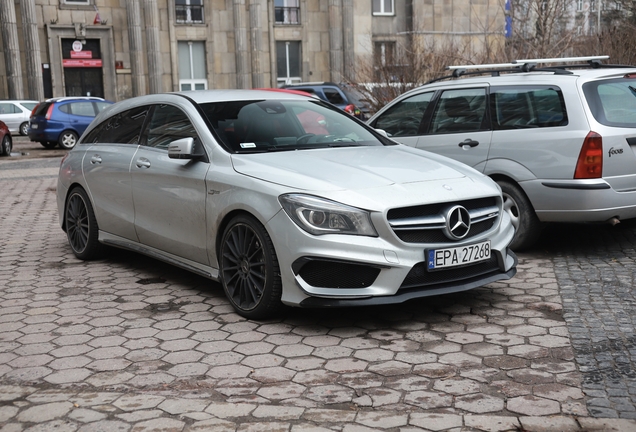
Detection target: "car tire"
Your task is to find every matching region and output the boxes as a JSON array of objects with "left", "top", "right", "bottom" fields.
[
  {"left": 497, "top": 179, "right": 542, "bottom": 251},
  {"left": 58, "top": 130, "right": 79, "bottom": 150},
  {"left": 0, "top": 135, "right": 12, "bottom": 156},
  {"left": 65, "top": 187, "right": 105, "bottom": 260},
  {"left": 220, "top": 214, "right": 283, "bottom": 319},
  {"left": 40, "top": 141, "right": 57, "bottom": 149},
  {"left": 19, "top": 122, "right": 28, "bottom": 136}
]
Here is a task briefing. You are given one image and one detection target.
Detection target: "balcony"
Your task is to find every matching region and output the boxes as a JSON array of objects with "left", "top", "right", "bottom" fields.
[
  {"left": 275, "top": 6, "right": 300, "bottom": 25},
  {"left": 176, "top": 4, "right": 204, "bottom": 24}
]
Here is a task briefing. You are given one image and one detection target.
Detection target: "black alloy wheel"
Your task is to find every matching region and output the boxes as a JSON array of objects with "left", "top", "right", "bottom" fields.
[
  {"left": 65, "top": 187, "right": 105, "bottom": 260},
  {"left": 0, "top": 135, "right": 11, "bottom": 156},
  {"left": 220, "top": 215, "right": 283, "bottom": 319}
]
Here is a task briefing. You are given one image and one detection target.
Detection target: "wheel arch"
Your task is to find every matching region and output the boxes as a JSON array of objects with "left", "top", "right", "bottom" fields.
[
  {"left": 61, "top": 183, "right": 90, "bottom": 232},
  {"left": 488, "top": 174, "right": 537, "bottom": 212},
  {"left": 214, "top": 209, "right": 266, "bottom": 266}
]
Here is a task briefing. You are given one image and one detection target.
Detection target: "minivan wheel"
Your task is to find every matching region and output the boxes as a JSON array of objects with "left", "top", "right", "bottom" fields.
[
  {"left": 65, "top": 187, "right": 105, "bottom": 260},
  {"left": 220, "top": 215, "right": 283, "bottom": 319},
  {"left": 0, "top": 135, "right": 12, "bottom": 156},
  {"left": 59, "top": 130, "right": 79, "bottom": 150},
  {"left": 497, "top": 180, "right": 542, "bottom": 251}
]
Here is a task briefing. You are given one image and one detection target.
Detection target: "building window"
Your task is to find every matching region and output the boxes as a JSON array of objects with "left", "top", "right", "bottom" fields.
[
  {"left": 372, "top": 0, "right": 394, "bottom": 16},
  {"left": 178, "top": 41, "right": 207, "bottom": 90},
  {"left": 276, "top": 41, "right": 301, "bottom": 85},
  {"left": 577, "top": 0, "right": 583, "bottom": 11},
  {"left": 374, "top": 41, "right": 397, "bottom": 81},
  {"left": 275, "top": 0, "right": 300, "bottom": 24},
  {"left": 63, "top": 0, "right": 91, "bottom": 4},
  {"left": 590, "top": 0, "right": 596, "bottom": 11},
  {"left": 176, "top": 0, "right": 204, "bottom": 24}
]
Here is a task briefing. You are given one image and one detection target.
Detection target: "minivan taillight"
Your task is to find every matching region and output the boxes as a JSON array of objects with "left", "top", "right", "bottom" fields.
[
  {"left": 45, "top": 104, "right": 54, "bottom": 120},
  {"left": 574, "top": 132, "right": 603, "bottom": 179},
  {"left": 30, "top": 104, "right": 40, "bottom": 117}
]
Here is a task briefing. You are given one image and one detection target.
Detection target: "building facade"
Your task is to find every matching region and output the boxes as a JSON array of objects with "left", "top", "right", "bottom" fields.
[{"left": 0, "top": 0, "right": 505, "bottom": 102}]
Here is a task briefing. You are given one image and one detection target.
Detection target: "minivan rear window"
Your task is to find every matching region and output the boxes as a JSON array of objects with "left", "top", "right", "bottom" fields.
[
  {"left": 33, "top": 102, "right": 51, "bottom": 116},
  {"left": 583, "top": 78, "right": 636, "bottom": 128}
]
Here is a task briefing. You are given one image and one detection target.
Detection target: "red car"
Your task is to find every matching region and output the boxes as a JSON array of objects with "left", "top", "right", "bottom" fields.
[{"left": 0, "top": 120, "right": 11, "bottom": 156}]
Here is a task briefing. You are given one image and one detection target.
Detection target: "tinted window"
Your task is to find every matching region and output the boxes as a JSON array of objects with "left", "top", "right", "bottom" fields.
[
  {"left": 323, "top": 88, "right": 345, "bottom": 105},
  {"left": 146, "top": 104, "right": 199, "bottom": 150},
  {"left": 373, "top": 91, "right": 433, "bottom": 136},
  {"left": 429, "top": 88, "right": 487, "bottom": 134},
  {"left": 84, "top": 106, "right": 149, "bottom": 144},
  {"left": 70, "top": 102, "right": 97, "bottom": 117},
  {"left": 583, "top": 78, "right": 636, "bottom": 128},
  {"left": 95, "top": 102, "right": 111, "bottom": 113},
  {"left": 491, "top": 86, "right": 567, "bottom": 130},
  {"left": 33, "top": 102, "right": 51, "bottom": 116}
]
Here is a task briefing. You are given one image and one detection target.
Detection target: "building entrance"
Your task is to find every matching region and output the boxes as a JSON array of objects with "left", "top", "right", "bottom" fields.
[{"left": 61, "top": 38, "right": 104, "bottom": 98}]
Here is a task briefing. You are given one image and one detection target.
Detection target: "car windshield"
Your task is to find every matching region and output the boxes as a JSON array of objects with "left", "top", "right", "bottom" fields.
[
  {"left": 583, "top": 77, "right": 636, "bottom": 128},
  {"left": 199, "top": 99, "right": 386, "bottom": 153}
]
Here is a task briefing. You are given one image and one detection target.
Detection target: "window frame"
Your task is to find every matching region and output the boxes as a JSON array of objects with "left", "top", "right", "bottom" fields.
[
  {"left": 178, "top": 41, "right": 208, "bottom": 91},
  {"left": 175, "top": 0, "right": 205, "bottom": 24},
  {"left": 372, "top": 0, "right": 395, "bottom": 16},
  {"left": 276, "top": 41, "right": 302, "bottom": 86}
]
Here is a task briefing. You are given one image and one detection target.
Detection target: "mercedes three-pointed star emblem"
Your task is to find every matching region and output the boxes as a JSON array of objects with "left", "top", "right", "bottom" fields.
[{"left": 444, "top": 205, "right": 471, "bottom": 240}]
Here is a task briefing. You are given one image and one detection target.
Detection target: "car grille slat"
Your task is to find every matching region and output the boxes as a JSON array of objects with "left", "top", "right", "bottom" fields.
[{"left": 387, "top": 197, "right": 499, "bottom": 243}]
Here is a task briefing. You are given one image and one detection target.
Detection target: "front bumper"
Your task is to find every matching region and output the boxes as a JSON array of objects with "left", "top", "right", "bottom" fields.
[{"left": 267, "top": 208, "right": 517, "bottom": 308}]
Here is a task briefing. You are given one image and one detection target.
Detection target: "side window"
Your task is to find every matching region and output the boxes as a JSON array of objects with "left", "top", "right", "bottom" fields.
[
  {"left": 491, "top": 86, "right": 568, "bottom": 130},
  {"left": 373, "top": 92, "right": 433, "bottom": 137},
  {"left": 323, "top": 88, "right": 345, "bottom": 105},
  {"left": 59, "top": 104, "right": 71, "bottom": 114},
  {"left": 429, "top": 88, "right": 487, "bottom": 134},
  {"left": 0, "top": 103, "right": 17, "bottom": 114},
  {"left": 146, "top": 104, "right": 199, "bottom": 150},
  {"left": 70, "top": 102, "right": 97, "bottom": 117},
  {"left": 95, "top": 102, "right": 112, "bottom": 113},
  {"left": 84, "top": 107, "right": 149, "bottom": 144}
]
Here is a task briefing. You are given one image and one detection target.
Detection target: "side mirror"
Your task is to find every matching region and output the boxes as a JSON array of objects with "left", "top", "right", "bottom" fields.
[
  {"left": 375, "top": 128, "right": 389, "bottom": 137},
  {"left": 168, "top": 137, "right": 203, "bottom": 160}
]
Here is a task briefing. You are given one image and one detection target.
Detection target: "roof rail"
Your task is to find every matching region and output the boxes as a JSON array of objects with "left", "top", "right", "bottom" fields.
[
  {"left": 513, "top": 55, "right": 609, "bottom": 64},
  {"left": 447, "top": 62, "right": 521, "bottom": 71}
]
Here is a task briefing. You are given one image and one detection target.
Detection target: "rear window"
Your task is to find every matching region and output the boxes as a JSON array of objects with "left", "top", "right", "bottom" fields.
[
  {"left": 583, "top": 77, "right": 636, "bottom": 128},
  {"left": 33, "top": 102, "right": 52, "bottom": 116}
]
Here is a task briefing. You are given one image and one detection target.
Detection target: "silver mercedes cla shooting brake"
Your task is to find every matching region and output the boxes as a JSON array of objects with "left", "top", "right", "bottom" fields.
[{"left": 57, "top": 90, "right": 517, "bottom": 319}]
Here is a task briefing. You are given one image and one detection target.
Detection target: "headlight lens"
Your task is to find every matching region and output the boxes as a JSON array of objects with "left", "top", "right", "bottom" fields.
[{"left": 279, "top": 194, "right": 377, "bottom": 236}]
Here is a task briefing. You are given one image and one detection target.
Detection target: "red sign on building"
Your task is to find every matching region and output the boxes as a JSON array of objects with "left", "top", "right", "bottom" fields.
[
  {"left": 70, "top": 51, "right": 93, "bottom": 59},
  {"left": 62, "top": 59, "right": 103, "bottom": 68}
]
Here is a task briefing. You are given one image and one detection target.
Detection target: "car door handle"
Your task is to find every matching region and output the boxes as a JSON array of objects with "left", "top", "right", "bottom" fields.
[
  {"left": 90, "top": 155, "right": 102, "bottom": 164},
  {"left": 135, "top": 158, "right": 151, "bottom": 169},
  {"left": 459, "top": 139, "right": 479, "bottom": 148}
]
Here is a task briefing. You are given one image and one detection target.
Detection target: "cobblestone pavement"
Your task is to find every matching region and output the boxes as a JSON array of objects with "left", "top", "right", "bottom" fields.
[
  {"left": 1, "top": 143, "right": 636, "bottom": 431},
  {"left": 542, "top": 222, "right": 636, "bottom": 420}
]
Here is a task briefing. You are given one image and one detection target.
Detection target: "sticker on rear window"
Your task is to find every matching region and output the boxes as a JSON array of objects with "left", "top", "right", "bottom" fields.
[{"left": 240, "top": 142, "right": 256, "bottom": 148}]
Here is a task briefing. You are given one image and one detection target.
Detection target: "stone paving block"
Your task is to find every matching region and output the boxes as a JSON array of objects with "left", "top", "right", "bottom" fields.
[
  {"left": 355, "top": 411, "right": 408, "bottom": 428},
  {"left": 130, "top": 417, "right": 185, "bottom": 431},
  {"left": 409, "top": 413, "right": 463, "bottom": 431},
  {"left": 506, "top": 395, "right": 560, "bottom": 416},
  {"left": 464, "top": 414, "right": 520, "bottom": 431},
  {"left": 519, "top": 415, "right": 580, "bottom": 431},
  {"left": 16, "top": 401, "right": 73, "bottom": 423}
]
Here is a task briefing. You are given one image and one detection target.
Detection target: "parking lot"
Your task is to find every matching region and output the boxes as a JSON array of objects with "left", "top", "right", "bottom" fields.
[{"left": 1, "top": 137, "right": 636, "bottom": 431}]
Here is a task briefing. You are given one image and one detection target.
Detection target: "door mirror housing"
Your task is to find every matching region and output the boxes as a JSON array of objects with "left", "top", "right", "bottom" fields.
[{"left": 168, "top": 137, "right": 204, "bottom": 160}]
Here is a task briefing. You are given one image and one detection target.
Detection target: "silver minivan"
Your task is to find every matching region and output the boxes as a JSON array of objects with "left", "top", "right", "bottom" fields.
[{"left": 368, "top": 56, "right": 636, "bottom": 250}]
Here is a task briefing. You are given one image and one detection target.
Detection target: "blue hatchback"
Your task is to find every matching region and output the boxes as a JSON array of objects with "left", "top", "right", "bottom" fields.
[{"left": 28, "top": 97, "right": 113, "bottom": 149}]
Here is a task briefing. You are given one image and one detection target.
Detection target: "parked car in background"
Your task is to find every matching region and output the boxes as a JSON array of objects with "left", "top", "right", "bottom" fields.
[
  {"left": 57, "top": 89, "right": 517, "bottom": 318},
  {"left": 368, "top": 56, "right": 636, "bottom": 250},
  {"left": 282, "top": 82, "right": 371, "bottom": 119},
  {"left": 28, "top": 97, "right": 113, "bottom": 150},
  {"left": 0, "top": 120, "right": 12, "bottom": 156},
  {"left": 0, "top": 100, "right": 38, "bottom": 136}
]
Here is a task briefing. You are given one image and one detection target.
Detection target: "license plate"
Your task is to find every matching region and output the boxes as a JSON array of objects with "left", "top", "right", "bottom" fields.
[
  {"left": 31, "top": 124, "right": 38, "bottom": 129},
  {"left": 427, "top": 241, "right": 491, "bottom": 271}
]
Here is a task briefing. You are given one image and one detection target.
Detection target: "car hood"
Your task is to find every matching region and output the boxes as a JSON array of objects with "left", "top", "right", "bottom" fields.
[{"left": 230, "top": 145, "right": 497, "bottom": 209}]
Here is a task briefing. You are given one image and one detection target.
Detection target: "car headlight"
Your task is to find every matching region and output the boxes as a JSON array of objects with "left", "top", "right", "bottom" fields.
[{"left": 279, "top": 194, "right": 377, "bottom": 237}]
